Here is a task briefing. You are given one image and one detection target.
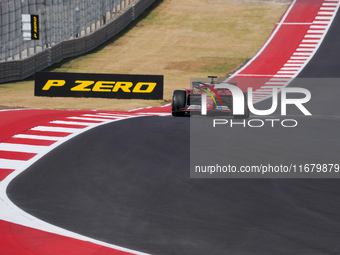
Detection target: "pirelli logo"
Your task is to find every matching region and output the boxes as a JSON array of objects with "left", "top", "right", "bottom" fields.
[
  {"left": 31, "top": 15, "right": 39, "bottom": 40},
  {"left": 35, "top": 72, "right": 163, "bottom": 99}
]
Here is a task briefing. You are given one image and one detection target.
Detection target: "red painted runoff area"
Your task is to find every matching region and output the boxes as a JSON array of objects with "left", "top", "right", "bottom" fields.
[
  {"left": 0, "top": 220, "right": 134, "bottom": 255},
  {"left": 237, "top": 25, "right": 310, "bottom": 75},
  {"left": 0, "top": 109, "right": 92, "bottom": 143},
  {"left": 285, "top": 0, "right": 324, "bottom": 23},
  {"left": 231, "top": 0, "right": 326, "bottom": 92}
]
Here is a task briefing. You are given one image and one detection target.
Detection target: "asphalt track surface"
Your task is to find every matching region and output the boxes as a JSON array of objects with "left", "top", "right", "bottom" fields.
[{"left": 7, "top": 4, "right": 340, "bottom": 255}]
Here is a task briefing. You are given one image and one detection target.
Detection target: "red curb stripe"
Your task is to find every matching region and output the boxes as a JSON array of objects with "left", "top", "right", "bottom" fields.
[
  {"left": 5, "top": 138, "right": 56, "bottom": 146},
  {"left": 0, "top": 151, "right": 37, "bottom": 161},
  {"left": 0, "top": 169, "right": 14, "bottom": 181},
  {"left": 23, "top": 130, "right": 71, "bottom": 137},
  {"left": 43, "top": 123, "right": 89, "bottom": 129}
]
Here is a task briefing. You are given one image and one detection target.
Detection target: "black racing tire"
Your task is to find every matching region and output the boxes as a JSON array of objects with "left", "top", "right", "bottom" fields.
[
  {"left": 234, "top": 92, "right": 250, "bottom": 119},
  {"left": 172, "top": 90, "right": 187, "bottom": 117}
]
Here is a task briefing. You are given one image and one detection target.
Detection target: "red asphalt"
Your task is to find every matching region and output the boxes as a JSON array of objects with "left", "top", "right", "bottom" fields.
[
  {"left": 0, "top": 220, "right": 133, "bottom": 255},
  {"left": 0, "top": 0, "right": 332, "bottom": 254},
  {"left": 0, "top": 109, "right": 93, "bottom": 142},
  {"left": 231, "top": 0, "right": 327, "bottom": 92}
]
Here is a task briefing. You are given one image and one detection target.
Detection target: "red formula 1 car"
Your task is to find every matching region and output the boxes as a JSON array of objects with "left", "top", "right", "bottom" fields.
[{"left": 171, "top": 76, "right": 250, "bottom": 118}]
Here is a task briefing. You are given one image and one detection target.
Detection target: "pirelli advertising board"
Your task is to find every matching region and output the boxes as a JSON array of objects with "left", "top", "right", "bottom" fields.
[{"left": 35, "top": 72, "right": 163, "bottom": 100}]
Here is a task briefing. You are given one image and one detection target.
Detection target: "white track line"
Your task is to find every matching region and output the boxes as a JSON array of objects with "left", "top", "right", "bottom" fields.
[
  {"left": 13, "top": 134, "right": 64, "bottom": 141},
  {"left": 30, "top": 126, "right": 84, "bottom": 133},
  {"left": 49, "top": 120, "right": 97, "bottom": 126},
  {"left": 0, "top": 143, "right": 48, "bottom": 154},
  {"left": 0, "top": 159, "right": 26, "bottom": 169}
]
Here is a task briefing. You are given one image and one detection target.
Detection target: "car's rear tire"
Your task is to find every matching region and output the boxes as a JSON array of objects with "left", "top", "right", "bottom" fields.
[{"left": 172, "top": 90, "right": 187, "bottom": 116}]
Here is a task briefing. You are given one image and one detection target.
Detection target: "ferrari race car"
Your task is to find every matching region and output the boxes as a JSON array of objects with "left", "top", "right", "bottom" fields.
[{"left": 171, "top": 76, "right": 250, "bottom": 118}]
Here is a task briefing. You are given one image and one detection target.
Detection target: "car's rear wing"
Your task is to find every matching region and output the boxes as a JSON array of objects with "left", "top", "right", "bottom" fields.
[{"left": 190, "top": 80, "right": 237, "bottom": 95}]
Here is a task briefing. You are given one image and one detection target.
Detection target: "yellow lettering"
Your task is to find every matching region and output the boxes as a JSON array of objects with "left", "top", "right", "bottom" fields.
[
  {"left": 42, "top": 80, "right": 65, "bottom": 90},
  {"left": 34, "top": 17, "right": 37, "bottom": 32},
  {"left": 71, "top": 80, "right": 94, "bottom": 91},
  {"left": 132, "top": 82, "right": 156, "bottom": 93},
  {"left": 43, "top": 80, "right": 157, "bottom": 93},
  {"left": 112, "top": 82, "right": 133, "bottom": 92},
  {"left": 92, "top": 81, "right": 115, "bottom": 92}
]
